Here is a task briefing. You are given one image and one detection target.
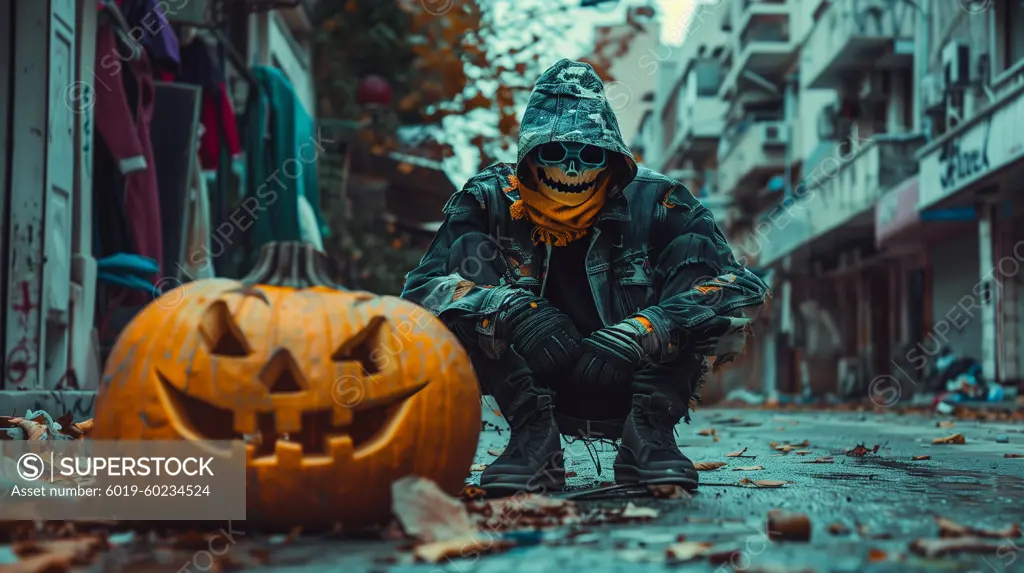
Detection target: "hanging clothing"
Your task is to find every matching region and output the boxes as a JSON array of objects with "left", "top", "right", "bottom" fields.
[
  {"left": 93, "top": 22, "right": 164, "bottom": 277},
  {"left": 116, "top": 0, "right": 180, "bottom": 74},
  {"left": 176, "top": 38, "right": 241, "bottom": 170},
  {"left": 246, "top": 66, "right": 325, "bottom": 265},
  {"left": 181, "top": 153, "right": 215, "bottom": 280}
]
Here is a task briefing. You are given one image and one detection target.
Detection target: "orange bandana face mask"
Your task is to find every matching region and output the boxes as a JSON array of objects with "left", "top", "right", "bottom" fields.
[{"left": 511, "top": 148, "right": 611, "bottom": 246}]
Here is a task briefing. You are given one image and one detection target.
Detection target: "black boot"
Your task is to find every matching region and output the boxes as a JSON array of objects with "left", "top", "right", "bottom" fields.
[
  {"left": 614, "top": 394, "right": 698, "bottom": 489},
  {"left": 481, "top": 393, "right": 565, "bottom": 494}
]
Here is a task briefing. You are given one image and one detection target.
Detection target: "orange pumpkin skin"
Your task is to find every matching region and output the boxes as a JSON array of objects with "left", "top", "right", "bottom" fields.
[{"left": 92, "top": 243, "right": 481, "bottom": 528}]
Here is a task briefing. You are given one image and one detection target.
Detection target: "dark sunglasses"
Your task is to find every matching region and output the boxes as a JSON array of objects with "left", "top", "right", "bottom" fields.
[{"left": 535, "top": 142, "right": 607, "bottom": 166}]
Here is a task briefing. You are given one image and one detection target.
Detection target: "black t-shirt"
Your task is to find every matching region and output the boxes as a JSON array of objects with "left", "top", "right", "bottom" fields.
[{"left": 543, "top": 240, "right": 604, "bottom": 336}]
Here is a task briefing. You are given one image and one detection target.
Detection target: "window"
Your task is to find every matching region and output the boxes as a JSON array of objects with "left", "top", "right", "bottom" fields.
[
  {"left": 694, "top": 60, "right": 723, "bottom": 97},
  {"left": 998, "top": 0, "right": 1024, "bottom": 72}
]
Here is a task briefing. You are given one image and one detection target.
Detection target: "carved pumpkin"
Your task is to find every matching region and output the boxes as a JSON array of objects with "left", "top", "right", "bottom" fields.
[{"left": 93, "top": 242, "right": 481, "bottom": 527}]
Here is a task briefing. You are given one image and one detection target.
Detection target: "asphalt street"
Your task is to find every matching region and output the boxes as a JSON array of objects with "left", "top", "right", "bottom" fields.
[{"left": 7, "top": 407, "right": 1024, "bottom": 573}]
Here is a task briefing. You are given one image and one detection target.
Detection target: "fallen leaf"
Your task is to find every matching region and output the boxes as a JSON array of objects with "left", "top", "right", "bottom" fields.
[
  {"left": 732, "top": 465, "right": 765, "bottom": 471},
  {"left": 713, "top": 435, "right": 720, "bottom": 442},
  {"left": 775, "top": 445, "right": 795, "bottom": 454},
  {"left": 802, "top": 456, "right": 834, "bottom": 464},
  {"left": 391, "top": 476, "right": 477, "bottom": 542},
  {"left": 413, "top": 535, "right": 513, "bottom": 563},
  {"left": 694, "top": 461, "right": 726, "bottom": 471},
  {"left": 469, "top": 464, "right": 487, "bottom": 472},
  {"left": 867, "top": 548, "right": 888, "bottom": 562},
  {"left": 793, "top": 450, "right": 813, "bottom": 455},
  {"left": 725, "top": 448, "right": 748, "bottom": 457},
  {"left": 911, "top": 455, "right": 931, "bottom": 460},
  {"left": 564, "top": 471, "right": 577, "bottom": 478},
  {"left": 487, "top": 448, "right": 503, "bottom": 456},
  {"left": 620, "top": 503, "right": 659, "bottom": 520},
  {"left": 664, "top": 541, "right": 712, "bottom": 562},
  {"left": 738, "top": 478, "right": 789, "bottom": 488},
  {"left": 697, "top": 428, "right": 716, "bottom": 436},
  {"left": 908, "top": 537, "right": 1004, "bottom": 558},
  {"left": 1005, "top": 453, "right": 1023, "bottom": 458},
  {"left": 937, "top": 420, "right": 956, "bottom": 428},
  {"left": 459, "top": 485, "right": 486, "bottom": 501},
  {"left": 828, "top": 522, "right": 851, "bottom": 535},
  {"left": 767, "top": 509, "right": 811, "bottom": 541},
  {"left": 935, "top": 516, "right": 1021, "bottom": 539},
  {"left": 648, "top": 484, "right": 689, "bottom": 499},
  {"left": 933, "top": 433, "right": 965, "bottom": 445}
]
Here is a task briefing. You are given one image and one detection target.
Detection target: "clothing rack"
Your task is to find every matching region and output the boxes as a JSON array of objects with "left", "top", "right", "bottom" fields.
[
  {"left": 97, "top": 0, "right": 142, "bottom": 60},
  {"left": 211, "top": 28, "right": 258, "bottom": 90}
]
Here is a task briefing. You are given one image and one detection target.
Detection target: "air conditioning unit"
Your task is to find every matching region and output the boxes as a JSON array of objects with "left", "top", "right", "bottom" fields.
[
  {"left": 860, "top": 71, "right": 891, "bottom": 101},
  {"left": 921, "top": 73, "right": 946, "bottom": 114},
  {"left": 943, "top": 42, "right": 972, "bottom": 88},
  {"left": 763, "top": 123, "right": 787, "bottom": 147}
]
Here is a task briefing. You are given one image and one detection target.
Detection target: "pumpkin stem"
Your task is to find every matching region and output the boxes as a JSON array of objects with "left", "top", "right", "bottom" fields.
[{"left": 242, "top": 241, "right": 345, "bottom": 290}]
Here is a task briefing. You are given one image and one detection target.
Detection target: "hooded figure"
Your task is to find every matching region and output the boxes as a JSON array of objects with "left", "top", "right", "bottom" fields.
[{"left": 402, "top": 60, "right": 769, "bottom": 494}]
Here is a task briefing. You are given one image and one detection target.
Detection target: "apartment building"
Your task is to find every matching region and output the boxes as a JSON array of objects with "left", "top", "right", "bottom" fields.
[{"left": 645, "top": 0, "right": 1023, "bottom": 401}]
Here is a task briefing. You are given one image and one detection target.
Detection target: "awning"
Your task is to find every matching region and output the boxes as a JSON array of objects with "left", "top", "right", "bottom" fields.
[{"left": 875, "top": 176, "right": 919, "bottom": 247}]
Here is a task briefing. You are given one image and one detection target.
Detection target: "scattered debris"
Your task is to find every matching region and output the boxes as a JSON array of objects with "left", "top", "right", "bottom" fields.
[
  {"left": 697, "top": 428, "right": 716, "bottom": 437},
  {"left": 937, "top": 421, "right": 955, "bottom": 428},
  {"left": 1005, "top": 453, "right": 1024, "bottom": 458},
  {"left": 732, "top": 465, "right": 765, "bottom": 471},
  {"left": 414, "top": 535, "right": 514, "bottom": 563},
  {"left": 619, "top": 503, "right": 659, "bottom": 520},
  {"left": 932, "top": 433, "right": 965, "bottom": 445},
  {"left": 911, "top": 455, "right": 931, "bottom": 461},
  {"left": 738, "top": 478, "right": 789, "bottom": 488},
  {"left": 725, "top": 447, "right": 748, "bottom": 457},
  {"left": 695, "top": 461, "right": 727, "bottom": 471},
  {"left": 793, "top": 450, "right": 813, "bottom": 455},
  {"left": 995, "top": 435, "right": 1009, "bottom": 443},
  {"left": 828, "top": 522, "right": 852, "bottom": 535},
  {"left": 801, "top": 457, "right": 834, "bottom": 464},
  {"left": 935, "top": 516, "right": 1021, "bottom": 539},
  {"left": 767, "top": 509, "right": 811, "bottom": 541},
  {"left": 909, "top": 537, "right": 1004, "bottom": 558},
  {"left": 391, "top": 476, "right": 477, "bottom": 542},
  {"left": 9, "top": 536, "right": 110, "bottom": 572},
  {"left": 647, "top": 484, "right": 690, "bottom": 499},
  {"left": 845, "top": 444, "right": 880, "bottom": 456},
  {"left": 867, "top": 548, "right": 889, "bottom": 562},
  {"left": 469, "top": 464, "right": 487, "bottom": 472},
  {"left": 664, "top": 541, "right": 712, "bottom": 563}
]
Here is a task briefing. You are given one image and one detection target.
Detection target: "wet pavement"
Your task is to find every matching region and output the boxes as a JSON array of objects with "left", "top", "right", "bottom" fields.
[{"left": 10, "top": 407, "right": 1024, "bottom": 572}]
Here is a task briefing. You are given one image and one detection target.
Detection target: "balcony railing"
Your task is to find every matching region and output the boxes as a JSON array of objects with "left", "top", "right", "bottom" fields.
[
  {"left": 720, "top": 4, "right": 795, "bottom": 97},
  {"left": 801, "top": 0, "right": 916, "bottom": 90},
  {"left": 805, "top": 134, "right": 925, "bottom": 238},
  {"left": 717, "top": 118, "right": 788, "bottom": 196}
]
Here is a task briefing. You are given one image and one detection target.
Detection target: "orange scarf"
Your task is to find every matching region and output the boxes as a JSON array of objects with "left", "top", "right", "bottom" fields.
[{"left": 509, "top": 175, "right": 609, "bottom": 246}]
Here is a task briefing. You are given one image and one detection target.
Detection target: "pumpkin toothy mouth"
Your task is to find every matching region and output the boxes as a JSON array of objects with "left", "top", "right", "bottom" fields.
[
  {"left": 155, "top": 371, "right": 418, "bottom": 459},
  {"left": 536, "top": 166, "right": 597, "bottom": 194}
]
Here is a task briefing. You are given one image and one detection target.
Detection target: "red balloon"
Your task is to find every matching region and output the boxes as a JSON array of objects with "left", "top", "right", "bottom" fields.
[{"left": 356, "top": 75, "right": 394, "bottom": 106}]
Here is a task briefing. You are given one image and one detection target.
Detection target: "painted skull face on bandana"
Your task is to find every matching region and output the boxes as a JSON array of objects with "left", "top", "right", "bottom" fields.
[{"left": 526, "top": 141, "right": 608, "bottom": 206}]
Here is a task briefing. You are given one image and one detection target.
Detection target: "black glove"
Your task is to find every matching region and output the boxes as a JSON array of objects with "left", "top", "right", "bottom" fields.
[
  {"left": 497, "top": 293, "right": 583, "bottom": 378},
  {"left": 571, "top": 319, "right": 649, "bottom": 390}
]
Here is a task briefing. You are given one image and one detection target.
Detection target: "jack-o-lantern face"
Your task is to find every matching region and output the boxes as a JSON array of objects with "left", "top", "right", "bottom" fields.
[
  {"left": 93, "top": 243, "right": 481, "bottom": 528},
  {"left": 525, "top": 141, "right": 608, "bottom": 206}
]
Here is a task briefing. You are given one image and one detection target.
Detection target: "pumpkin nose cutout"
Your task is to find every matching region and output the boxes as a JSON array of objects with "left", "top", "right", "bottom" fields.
[{"left": 259, "top": 349, "right": 306, "bottom": 394}]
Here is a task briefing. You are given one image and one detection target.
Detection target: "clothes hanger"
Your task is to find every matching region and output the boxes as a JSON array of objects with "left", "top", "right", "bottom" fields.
[{"left": 98, "top": 0, "right": 142, "bottom": 61}]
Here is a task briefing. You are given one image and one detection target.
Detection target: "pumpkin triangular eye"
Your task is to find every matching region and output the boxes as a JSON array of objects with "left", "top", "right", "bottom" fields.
[
  {"left": 331, "top": 316, "right": 386, "bottom": 375},
  {"left": 259, "top": 349, "right": 307, "bottom": 394},
  {"left": 199, "top": 301, "right": 251, "bottom": 356}
]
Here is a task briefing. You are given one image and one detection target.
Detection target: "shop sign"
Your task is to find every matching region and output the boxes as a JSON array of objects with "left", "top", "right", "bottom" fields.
[{"left": 919, "top": 88, "right": 1024, "bottom": 209}]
